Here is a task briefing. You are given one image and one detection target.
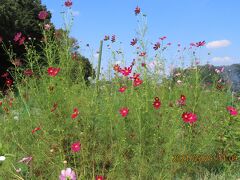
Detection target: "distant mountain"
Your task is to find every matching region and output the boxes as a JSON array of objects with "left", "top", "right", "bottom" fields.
[{"left": 218, "top": 64, "right": 240, "bottom": 92}]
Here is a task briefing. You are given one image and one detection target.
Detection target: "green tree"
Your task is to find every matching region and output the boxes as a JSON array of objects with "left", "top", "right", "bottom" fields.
[{"left": 0, "top": 0, "right": 52, "bottom": 93}]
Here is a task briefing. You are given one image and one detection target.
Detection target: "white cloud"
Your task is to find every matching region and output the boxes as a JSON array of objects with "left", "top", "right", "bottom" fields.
[
  {"left": 72, "top": 10, "right": 80, "bottom": 16},
  {"left": 211, "top": 56, "right": 235, "bottom": 65},
  {"left": 206, "top": 40, "right": 231, "bottom": 49}
]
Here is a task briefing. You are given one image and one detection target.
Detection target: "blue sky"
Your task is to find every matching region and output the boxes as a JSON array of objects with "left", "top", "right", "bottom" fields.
[{"left": 42, "top": 0, "right": 240, "bottom": 70}]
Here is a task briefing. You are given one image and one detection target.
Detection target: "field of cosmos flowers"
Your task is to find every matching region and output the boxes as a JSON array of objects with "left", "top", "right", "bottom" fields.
[{"left": 0, "top": 0, "right": 240, "bottom": 179}]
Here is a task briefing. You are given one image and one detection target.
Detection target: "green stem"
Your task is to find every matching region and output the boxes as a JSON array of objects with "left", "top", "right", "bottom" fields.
[{"left": 96, "top": 40, "right": 103, "bottom": 94}]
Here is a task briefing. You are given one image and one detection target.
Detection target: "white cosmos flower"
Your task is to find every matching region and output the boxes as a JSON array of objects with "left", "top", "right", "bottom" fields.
[{"left": 0, "top": 156, "right": 6, "bottom": 161}]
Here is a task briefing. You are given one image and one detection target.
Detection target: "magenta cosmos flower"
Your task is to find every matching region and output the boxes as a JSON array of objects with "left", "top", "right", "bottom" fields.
[
  {"left": 71, "top": 141, "right": 81, "bottom": 152},
  {"left": 14, "top": 32, "right": 22, "bottom": 42},
  {"left": 65, "top": 0, "right": 73, "bottom": 7},
  {"left": 182, "top": 112, "right": 197, "bottom": 124},
  {"left": 119, "top": 86, "right": 127, "bottom": 93},
  {"left": 226, "top": 106, "right": 238, "bottom": 116},
  {"left": 119, "top": 107, "right": 129, "bottom": 117},
  {"left": 48, "top": 67, "right": 60, "bottom": 77},
  {"left": 96, "top": 175, "right": 104, "bottom": 180},
  {"left": 38, "top": 10, "right": 48, "bottom": 20},
  {"left": 59, "top": 168, "right": 76, "bottom": 180}
]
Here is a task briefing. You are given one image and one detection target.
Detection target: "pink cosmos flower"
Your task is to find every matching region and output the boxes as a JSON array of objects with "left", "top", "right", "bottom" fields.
[
  {"left": 48, "top": 67, "right": 60, "bottom": 77},
  {"left": 44, "top": 24, "right": 51, "bottom": 30},
  {"left": 226, "top": 106, "right": 238, "bottom": 116},
  {"left": 182, "top": 112, "right": 197, "bottom": 124},
  {"left": 59, "top": 168, "right": 76, "bottom": 180},
  {"left": 196, "top": 41, "right": 206, "bottom": 47},
  {"left": 119, "top": 107, "right": 129, "bottom": 117},
  {"left": 19, "top": 156, "right": 32, "bottom": 165},
  {"left": 64, "top": 0, "right": 73, "bottom": 7},
  {"left": 160, "top": 36, "right": 167, "bottom": 41},
  {"left": 14, "top": 32, "right": 22, "bottom": 42},
  {"left": 38, "top": 11, "right": 48, "bottom": 20},
  {"left": 71, "top": 141, "right": 81, "bottom": 152},
  {"left": 19, "top": 36, "right": 26, "bottom": 45},
  {"left": 24, "top": 69, "right": 33, "bottom": 76}
]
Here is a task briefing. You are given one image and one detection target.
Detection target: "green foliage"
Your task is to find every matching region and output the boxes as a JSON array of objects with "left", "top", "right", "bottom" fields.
[{"left": 0, "top": 0, "right": 52, "bottom": 57}]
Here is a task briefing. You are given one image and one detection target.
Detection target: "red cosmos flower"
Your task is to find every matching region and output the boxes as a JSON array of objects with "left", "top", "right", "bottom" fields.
[
  {"left": 130, "top": 73, "right": 140, "bottom": 80},
  {"left": 153, "top": 42, "right": 160, "bottom": 50},
  {"left": 71, "top": 108, "right": 79, "bottom": 119},
  {"left": 6, "top": 78, "right": 13, "bottom": 87},
  {"left": 104, "top": 35, "right": 109, "bottom": 41},
  {"left": 64, "top": 0, "right": 73, "bottom": 7},
  {"left": 160, "top": 36, "right": 167, "bottom": 41},
  {"left": 141, "top": 63, "right": 146, "bottom": 67},
  {"left": 14, "top": 32, "right": 22, "bottom": 42},
  {"left": 177, "top": 95, "right": 186, "bottom": 106},
  {"left": 135, "top": 6, "right": 141, "bottom": 15},
  {"left": 51, "top": 103, "right": 58, "bottom": 112},
  {"left": 119, "top": 107, "right": 129, "bottom": 117},
  {"left": 111, "top": 35, "right": 116, "bottom": 43},
  {"left": 96, "top": 176, "right": 104, "bottom": 180},
  {"left": 153, "top": 97, "right": 161, "bottom": 109},
  {"left": 119, "top": 86, "right": 127, "bottom": 93},
  {"left": 1, "top": 72, "right": 9, "bottom": 78},
  {"left": 38, "top": 10, "right": 48, "bottom": 20},
  {"left": 0, "top": 101, "right": 2, "bottom": 106},
  {"left": 71, "top": 141, "right": 81, "bottom": 152},
  {"left": 182, "top": 112, "right": 197, "bottom": 124},
  {"left": 71, "top": 52, "right": 77, "bottom": 60},
  {"left": 24, "top": 69, "right": 33, "bottom": 76},
  {"left": 133, "top": 78, "right": 143, "bottom": 87},
  {"left": 113, "top": 64, "right": 121, "bottom": 72},
  {"left": 47, "top": 67, "right": 60, "bottom": 77},
  {"left": 226, "top": 106, "right": 238, "bottom": 116},
  {"left": 139, "top": 52, "right": 146, "bottom": 57},
  {"left": 130, "top": 38, "right": 137, "bottom": 46},
  {"left": 32, "top": 127, "right": 41, "bottom": 134},
  {"left": 121, "top": 66, "right": 132, "bottom": 76},
  {"left": 8, "top": 98, "right": 13, "bottom": 107},
  {"left": 19, "top": 36, "right": 26, "bottom": 45}
]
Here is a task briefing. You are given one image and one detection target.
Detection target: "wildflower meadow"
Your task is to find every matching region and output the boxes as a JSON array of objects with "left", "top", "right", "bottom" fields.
[{"left": 0, "top": 0, "right": 240, "bottom": 179}]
